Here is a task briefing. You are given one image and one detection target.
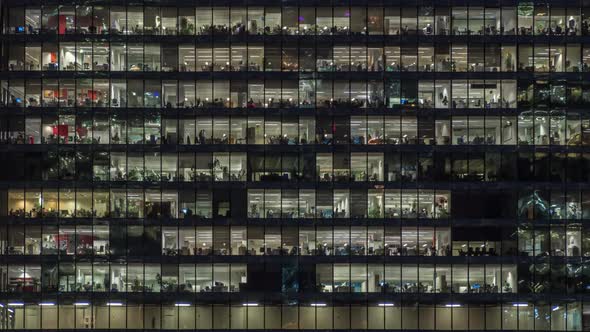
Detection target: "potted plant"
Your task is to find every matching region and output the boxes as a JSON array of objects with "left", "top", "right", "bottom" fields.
[
  {"left": 368, "top": 205, "right": 381, "bottom": 218},
  {"left": 131, "top": 277, "right": 142, "bottom": 292},
  {"left": 505, "top": 53, "right": 513, "bottom": 71},
  {"left": 180, "top": 17, "right": 189, "bottom": 34}
]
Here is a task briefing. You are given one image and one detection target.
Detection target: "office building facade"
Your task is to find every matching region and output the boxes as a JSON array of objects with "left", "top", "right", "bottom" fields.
[{"left": 0, "top": 0, "right": 588, "bottom": 330}]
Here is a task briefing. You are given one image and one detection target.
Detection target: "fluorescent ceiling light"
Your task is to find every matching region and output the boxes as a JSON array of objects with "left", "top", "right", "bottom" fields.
[
  {"left": 513, "top": 303, "right": 529, "bottom": 307},
  {"left": 310, "top": 303, "right": 326, "bottom": 307}
]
